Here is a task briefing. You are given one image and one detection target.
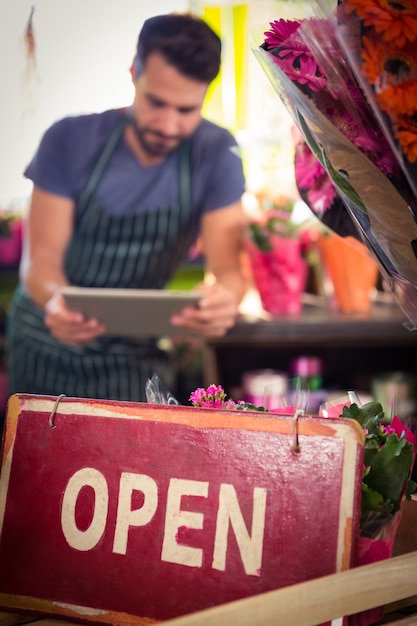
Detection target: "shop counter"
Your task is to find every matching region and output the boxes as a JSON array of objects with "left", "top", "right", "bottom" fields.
[{"left": 203, "top": 300, "right": 417, "bottom": 398}]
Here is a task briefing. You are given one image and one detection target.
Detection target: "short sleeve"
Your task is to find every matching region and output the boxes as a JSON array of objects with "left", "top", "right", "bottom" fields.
[
  {"left": 23, "top": 111, "right": 119, "bottom": 201},
  {"left": 24, "top": 118, "right": 77, "bottom": 199},
  {"left": 190, "top": 122, "right": 246, "bottom": 214}
]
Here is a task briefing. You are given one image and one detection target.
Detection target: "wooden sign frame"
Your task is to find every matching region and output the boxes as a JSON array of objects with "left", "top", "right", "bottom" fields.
[{"left": 0, "top": 394, "right": 364, "bottom": 625}]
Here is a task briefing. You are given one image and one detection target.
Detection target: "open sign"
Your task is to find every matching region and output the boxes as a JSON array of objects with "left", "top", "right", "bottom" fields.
[{"left": 0, "top": 394, "right": 363, "bottom": 625}]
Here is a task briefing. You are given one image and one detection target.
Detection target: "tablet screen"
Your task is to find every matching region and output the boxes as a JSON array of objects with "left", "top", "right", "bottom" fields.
[{"left": 61, "top": 286, "right": 203, "bottom": 338}]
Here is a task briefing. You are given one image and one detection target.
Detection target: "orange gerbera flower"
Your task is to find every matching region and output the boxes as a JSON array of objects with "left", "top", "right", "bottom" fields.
[
  {"left": 394, "top": 114, "right": 417, "bottom": 162},
  {"left": 345, "top": 0, "right": 417, "bottom": 46},
  {"left": 361, "top": 33, "right": 391, "bottom": 84},
  {"left": 361, "top": 34, "right": 417, "bottom": 114},
  {"left": 377, "top": 80, "right": 417, "bottom": 115}
]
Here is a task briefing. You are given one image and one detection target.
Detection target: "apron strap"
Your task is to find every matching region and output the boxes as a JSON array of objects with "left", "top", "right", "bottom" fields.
[
  {"left": 78, "top": 116, "right": 128, "bottom": 211},
  {"left": 178, "top": 140, "right": 191, "bottom": 215},
  {"left": 78, "top": 115, "right": 191, "bottom": 216}
]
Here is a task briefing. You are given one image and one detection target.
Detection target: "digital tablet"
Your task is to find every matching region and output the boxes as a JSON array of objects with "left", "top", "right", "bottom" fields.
[{"left": 61, "top": 286, "right": 203, "bottom": 338}]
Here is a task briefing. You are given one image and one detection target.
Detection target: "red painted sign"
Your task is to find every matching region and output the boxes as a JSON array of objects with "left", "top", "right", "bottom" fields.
[{"left": 0, "top": 394, "right": 363, "bottom": 625}]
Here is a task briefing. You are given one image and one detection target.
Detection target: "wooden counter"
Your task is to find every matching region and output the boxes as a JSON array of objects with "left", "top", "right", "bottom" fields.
[{"left": 203, "top": 300, "right": 417, "bottom": 396}]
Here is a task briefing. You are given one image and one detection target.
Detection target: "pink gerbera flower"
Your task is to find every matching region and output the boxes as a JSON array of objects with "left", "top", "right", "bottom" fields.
[
  {"left": 263, "top": 18, "right": 327, "bottom": 92},
  {"left": 306, "top": 178, "right": 337, "bottom": 216},
  {"left": 263, "top": 18, "right": 301, "bottom": 47},
  {"left": 294, "top": 141, "right": 327, "bottom": 189}
]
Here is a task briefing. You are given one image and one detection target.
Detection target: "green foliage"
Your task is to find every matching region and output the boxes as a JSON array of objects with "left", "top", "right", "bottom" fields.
[
  {"left": 247, "top": 222, "right": 273, "bottom": 252},
  {"left": 342, "top": 401, "right": 416, "bottom": 524},
  {"left": 365, "top": 434, "right": 413, "bottom": 512},
  {"left": 237, "top": 402, "right": 268, "bottom": 412},
  {"left": 340, "top": 400, "right": 384, "bottom": 426},
  {"left": 246, "top": 195, "right": 299, "bottom": 252},
  {"left": 0, "top": 216, "right": 12, "bottom": 237},
  {"left": 0, "top": 212, "right": 21, "bottom": 237}
]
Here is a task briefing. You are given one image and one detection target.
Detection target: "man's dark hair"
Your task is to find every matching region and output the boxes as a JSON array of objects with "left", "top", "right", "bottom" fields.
[{"left": 133, "top": 13, "right": 221, "bottom": 83}]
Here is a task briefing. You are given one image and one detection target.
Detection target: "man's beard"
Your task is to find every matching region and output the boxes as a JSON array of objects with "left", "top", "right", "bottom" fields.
[{"left": 131, "top": 121, "right": 184, "bottom": 157}]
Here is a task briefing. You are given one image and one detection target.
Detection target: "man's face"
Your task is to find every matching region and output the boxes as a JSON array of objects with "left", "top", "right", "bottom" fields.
[{"left": 131, "top": 52, "right": 208, "bottom": 158}]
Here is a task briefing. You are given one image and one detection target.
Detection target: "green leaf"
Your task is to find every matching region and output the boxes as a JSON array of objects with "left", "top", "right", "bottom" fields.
[
  {"left": 406, "top": 479, "right": 417, "bottom": 499},
  {"left": 361, "top": 483, "right": 390, "bottom": 514},
  {"left": 247, "top": 223, "right": 272, "bottom": 252},
  {"left": 341, "top": 401, "right": 384, "bottom": 427},
  {"left": 364, "top": 434, "right": 413, "bottom": 513},
  {"left": 238, "top": 402, "right": 267, "bottom": 412}
]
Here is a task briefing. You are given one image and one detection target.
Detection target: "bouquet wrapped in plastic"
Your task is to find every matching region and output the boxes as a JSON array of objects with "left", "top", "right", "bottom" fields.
[{"left": 254, "top": 0, "right": 417, "bottom": 328}]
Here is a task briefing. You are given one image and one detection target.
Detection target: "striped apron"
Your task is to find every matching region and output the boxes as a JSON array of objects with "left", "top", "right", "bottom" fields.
[{"left": 6, "top": 117, "right": 197, "bottom": 402}]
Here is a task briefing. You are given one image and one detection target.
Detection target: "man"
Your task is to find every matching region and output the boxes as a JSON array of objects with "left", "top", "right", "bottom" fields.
[{"left": 6, "top": 12, "right": 246, "bottom": 402}]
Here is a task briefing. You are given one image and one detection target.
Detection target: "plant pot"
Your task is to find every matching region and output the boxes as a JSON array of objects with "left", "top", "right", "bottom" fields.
[
  {"left": 245, "top": 236, "right": 308, "bottom": 315},
  {"left": 0, "top": 219, "right": 23, "bottom": 266},
  {"left": 317, "top": 233, "right": 379, "bottom": 314}
]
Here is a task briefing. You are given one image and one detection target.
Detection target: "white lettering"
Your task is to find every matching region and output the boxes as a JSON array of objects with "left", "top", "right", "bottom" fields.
[
  {"left": 161, "top": 478, "right": 208, "bottom": 567},
  {"left": 212, "top": 484, "right": 267, "bottom": 576},
  {"left": 61, "top": 468, "right": 108, "bottom": 551},
  {"left": 113, "top": 473, "right": 158, "bottom": 555},
  {"left": 61, "top": 467, "right": 267, "bottom": 578}
]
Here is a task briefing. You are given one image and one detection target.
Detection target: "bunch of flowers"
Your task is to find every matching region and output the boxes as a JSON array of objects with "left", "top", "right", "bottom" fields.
[
  {"left": 340, "top": 400, "right": 416, "bottom": 537},
  {"left": 243, "top": 189, "right": 313, "bottom": 315},
  {"left": 189, "top": 385, "right": 417, "bottom": 538},
  {"left": 337, "top": 0, "right": 417, "bottom": 180},
  {"left": 261, "top": 15, "right": 400, "bottom": 218},
  {"left": 246, "top": 193, "right": 299, "bottom": 252},
  {"left": 189, "top": 384, "right": 266, "bottom": 412},
  {"left": 254, "top": 1, "right": 417, "bottom": 327}
]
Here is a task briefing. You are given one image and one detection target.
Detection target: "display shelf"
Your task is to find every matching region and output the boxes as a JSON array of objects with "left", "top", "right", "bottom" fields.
[{"left": 203, "top": 301, "right": 417, "bottom": 399}]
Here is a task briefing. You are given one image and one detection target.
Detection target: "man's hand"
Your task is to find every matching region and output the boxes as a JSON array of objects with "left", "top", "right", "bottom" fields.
[
  {"left": 170, "top": 282, "right": 239, "bottom": 337},
  {"left": 44, "top": 292, "right": 106, "bottom": 346}
]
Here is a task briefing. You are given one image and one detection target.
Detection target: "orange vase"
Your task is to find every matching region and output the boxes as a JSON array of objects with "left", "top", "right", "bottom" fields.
[{"left": 317, "top": 233, "right": 379, "bottom": 313}]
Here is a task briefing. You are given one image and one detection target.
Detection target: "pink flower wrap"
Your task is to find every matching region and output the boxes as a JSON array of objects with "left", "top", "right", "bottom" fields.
[
  {"left": 350, "top": 512, "right": 402, "bottom": 626},
  {"left": 246, "top": 236, "right": 307, "bottom": 315}
]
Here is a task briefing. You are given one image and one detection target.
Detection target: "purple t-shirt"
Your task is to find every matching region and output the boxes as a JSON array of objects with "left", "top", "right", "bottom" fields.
[{"left": 24, "top": 108, "right": 246, "bottom": 217}]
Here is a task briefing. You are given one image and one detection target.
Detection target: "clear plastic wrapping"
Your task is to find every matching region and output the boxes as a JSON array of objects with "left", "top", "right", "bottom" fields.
[{"left": 255, "top": 3, "right": 417, "bottom": 328}]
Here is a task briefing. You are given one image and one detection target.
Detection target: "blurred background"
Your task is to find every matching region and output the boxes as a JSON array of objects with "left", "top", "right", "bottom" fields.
[{"left": 1, "top": 0, "right": 416, "bottom": 428}]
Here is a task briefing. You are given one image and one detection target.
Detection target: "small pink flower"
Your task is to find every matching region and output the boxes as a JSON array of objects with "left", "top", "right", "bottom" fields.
[
  {"left": 189, "top": 388, "right": 207, "bottom": 405},
  {"left": 206, "top": 384, "right": 224, "bottom": 397},
  {"left": 189, "top": 384, "right": 229, "bottom": 409}
]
